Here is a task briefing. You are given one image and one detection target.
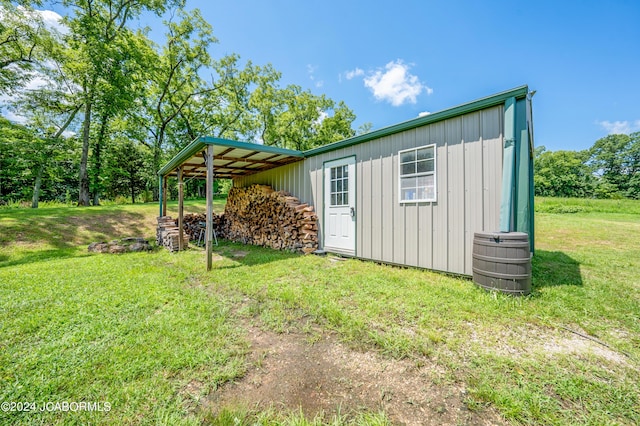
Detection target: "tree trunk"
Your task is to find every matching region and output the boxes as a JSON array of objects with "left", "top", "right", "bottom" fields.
[
  {"left": 31, "top": 162, "right": 44, "bottom": 208},
  {"left": 78, "top": 98, "right": 92, "bottom": 206},
  {"left": 151, "top": 130, "right": 164, "bottom": 201},
  {"left": 92, "top": 112, "right": 109, "bottom": 206}
]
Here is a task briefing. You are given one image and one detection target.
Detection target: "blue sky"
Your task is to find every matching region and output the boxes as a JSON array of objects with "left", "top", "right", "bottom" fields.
[{"left": 31, "top": 1, "right": 640, "bottom": 151}]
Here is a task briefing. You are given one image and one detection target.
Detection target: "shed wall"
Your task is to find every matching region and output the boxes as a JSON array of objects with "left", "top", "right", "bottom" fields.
[{"left": 235, "top": 104, "right": 504, "bottom": 275}]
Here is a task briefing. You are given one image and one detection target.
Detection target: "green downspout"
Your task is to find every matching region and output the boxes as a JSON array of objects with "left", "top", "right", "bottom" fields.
[
  {"left": 500, "top": 97, "right": 516, "bottom": 232},
  {"left": 515, "top": 98, "right": 530, "bottom": 241},
  {"left": 500, "top": 94, "right": 535, "bottom": 253}
]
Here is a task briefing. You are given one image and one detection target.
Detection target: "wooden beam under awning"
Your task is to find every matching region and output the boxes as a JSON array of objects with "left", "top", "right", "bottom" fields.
[{"left": 206, "top": 144, "right": 214, "bottom": 271}]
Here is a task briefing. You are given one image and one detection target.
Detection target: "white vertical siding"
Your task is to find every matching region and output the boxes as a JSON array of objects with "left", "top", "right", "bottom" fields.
[
  {"left": 447, "top": 116, "right": 465, "bottom": 274},
  {"left": 431, "top": 121, "right": 448, "bottom": 272},
  {"left": 463, "top": 111, "right": 484, "bottom": 274},
  {"left": 235, "top": 104, "right": 504, "bottom": 275}
]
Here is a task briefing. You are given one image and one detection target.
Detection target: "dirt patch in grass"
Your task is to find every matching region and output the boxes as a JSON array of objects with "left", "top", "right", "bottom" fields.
[
  {"left": 204, "top": 323, "right": 505, "bottom": 425},
  {"left": 472, "top": 323, "right": 631, "bottom": 367}
]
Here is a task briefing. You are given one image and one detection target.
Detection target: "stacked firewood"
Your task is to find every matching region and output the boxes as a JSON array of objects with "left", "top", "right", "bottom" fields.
[
  {"left": 157, "top": 216, "right": 189, "bottom": 252},
  {"left": 177, "top": 213, "right": 225, "bottom": 242},
  {"left": 223, "top": 185, "right": 318, "bottom": 254}
]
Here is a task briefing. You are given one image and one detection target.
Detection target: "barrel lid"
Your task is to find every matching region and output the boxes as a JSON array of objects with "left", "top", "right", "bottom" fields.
[{"left": 474, "top": 231, "right": 529, "bottom": 240}]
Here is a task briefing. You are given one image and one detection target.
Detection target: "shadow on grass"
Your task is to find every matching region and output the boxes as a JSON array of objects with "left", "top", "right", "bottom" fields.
[
  {"left": 191, "top": 240, "right": 301, "bottom": 270},
  {"left": 0, "top": 248, "right": 89, "bottom": 269},
  {"left": 0, "top": 209, "right": 151, "bottom": 251},
  {"left": 532, "top": 250, "right": 583, "bottom": 289}
]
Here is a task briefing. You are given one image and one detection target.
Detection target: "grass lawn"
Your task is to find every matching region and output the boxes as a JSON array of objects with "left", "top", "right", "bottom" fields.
[{"left": 1, "top": 198, "right": 639, "bottom": 425}]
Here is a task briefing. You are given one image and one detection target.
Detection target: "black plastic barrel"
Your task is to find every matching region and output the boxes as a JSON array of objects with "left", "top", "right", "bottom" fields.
[{"left": 472, "top": 232, "right": 531, "bottom": 296}]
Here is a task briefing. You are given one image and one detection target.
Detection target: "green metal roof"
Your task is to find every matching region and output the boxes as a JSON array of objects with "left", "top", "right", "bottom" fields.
[
  {"left": 159, "top": 86, "right": 529, "bottom": 178},
  {"left": 304, "top": 85, "right": 529, "bottom": 157},
  {"left": 158, "top": 137, "right": 303, "bottom": 179}
]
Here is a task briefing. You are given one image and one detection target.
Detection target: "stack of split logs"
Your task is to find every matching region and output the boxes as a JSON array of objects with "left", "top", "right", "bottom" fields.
[
  {"left": 223, "top": 185, "right": 318, "bottom": 254},
  {"left": 178, "top": 213, "right": 225, "bottom": 242},
  {"left": 156, "top": 216, "right": 189, "bottom": 252}
]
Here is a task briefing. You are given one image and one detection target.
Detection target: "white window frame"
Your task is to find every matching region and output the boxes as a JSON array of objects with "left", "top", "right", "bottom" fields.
[
  {"left": 329, "top": 164, "right": 349, "bottom": 207},
  {"left": 398, "top": 144, "right": 437, "bottom": 203}
]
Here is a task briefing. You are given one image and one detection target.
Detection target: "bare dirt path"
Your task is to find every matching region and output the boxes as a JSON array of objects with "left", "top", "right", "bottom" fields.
[{"left": 205, "top": 320, "right": 506, "bottom": 425}]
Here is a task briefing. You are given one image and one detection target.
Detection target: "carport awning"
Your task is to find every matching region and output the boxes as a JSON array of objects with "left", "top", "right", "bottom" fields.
[{"left": 158, "top": 137, "right": 304, "bottom": 179}]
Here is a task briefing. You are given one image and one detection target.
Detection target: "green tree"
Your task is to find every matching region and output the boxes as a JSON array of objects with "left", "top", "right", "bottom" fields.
[
  {"left": 172, "top": 55, "right": 282, "bottom": 143},
  {"left": 589, "top": 134, "right": 630, "bottom": 195},
  {"left": 89, "top": 30, "right": 155, "bottom": 205},
  {"left": 104, "top": 138, "right": 148, "bottom": 203},
  {"left": 0, "top": 117, "right": 78, "bottom": 205},
  {"left": 0, "top": 0, "right": 54, "bottom": 94},
  {"left": 252, "top": 84, "right": 356, "bottom": 150},
  {"left": 7, "top": 29, "right": 82, "bottom": 207},
  {"left": 128, "top": 8, "right": 215, "bottom": 197},
  {"left": 0, "top": 117, "right": 33, "bottom": 201},
  {"left": 61, "top": 0, "right": 183, "bottom": 206},
  {"left": 624, "top": 132, "right": 640, "bottom": 198},
  {"left": 534, "top": 147, "right": 595, "bottom": 197}
]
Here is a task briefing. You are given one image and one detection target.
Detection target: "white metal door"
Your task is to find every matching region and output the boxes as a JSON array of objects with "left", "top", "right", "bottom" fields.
[{"left": 324, "top": 157, "right": 356, "bottom": 255}]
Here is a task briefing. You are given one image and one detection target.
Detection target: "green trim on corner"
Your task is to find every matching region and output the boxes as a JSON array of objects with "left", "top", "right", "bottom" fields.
[
  {"left": 304, "top": 85, "right": 529, "bottom": 157},
  {"left": 500, "top": 96, "right": 517, "bottom": 232}
]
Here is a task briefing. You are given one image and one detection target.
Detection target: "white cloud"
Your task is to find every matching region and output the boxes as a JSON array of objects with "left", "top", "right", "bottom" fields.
[
  {"left": 9, "top": 7, "right": 67, "bottom": 35},
  {"left": 307, "top": 64, "right": 317, "bottom": 79},
  {"left": 38, "top": 9, "right": 67, "bottom": 34},
  {"left": 313, "top": 109, "right": 329, "bottom": 127},
  {"left": 307, "top": 64, "right": 324, "bottom": 88},
  {"left": 418, "top": 111, "right": 431, "bottom": 117},
  {"left": 348, "top": 60, "right": 432, "bottom": 107},
  {"left": 597, "top": 120, "right": 640, "bottom": 135},
  {"left": 2, "top": 109, "right": 27, "bottom": 124},
  {"left": 345, "top": 68, "right": 364, "bottom": 80}
]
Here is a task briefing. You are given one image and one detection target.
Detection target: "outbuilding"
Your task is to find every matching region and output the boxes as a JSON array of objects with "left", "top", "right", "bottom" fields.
[{"left": 158, "top": 85, "right": 535, "bottom": 276}]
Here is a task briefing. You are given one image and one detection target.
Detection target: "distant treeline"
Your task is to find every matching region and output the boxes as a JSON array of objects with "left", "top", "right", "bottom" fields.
[{"left": 535, "top": 133, "right": 640, "bottom": 199}]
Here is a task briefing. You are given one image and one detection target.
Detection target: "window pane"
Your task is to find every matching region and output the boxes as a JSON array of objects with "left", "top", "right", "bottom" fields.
[
  {"left": 401, "top": 151, "right": 416, "bottom": 163},
  {"left": 417, "top": 174, "right": 434, "bottom": 188},
  {"left": 331, "top": 180, "right": 336, "bottom": 193},
  {"left": 401, "top": 163, "right": 415, "bottom": 175},
  {"left": 416, "top": 159, "right": 434, "bottom": 173},
  {"left": 342, "top": 165, "right": 348, "bottom": 178},
  {"left": 331, "top": 167, "right": 336, "bottom": 179},
  {"left": 337, "top": 179, "right": 343, "bottom": 192},
  {"left": 401, "top": 177, "right": 416, "bottom": 188},
  {"left": 417, "top": 185, "right": 435, "bottom": 200},
  {"left": 402, "top": 188, "right": 416, "bottom": 200},
  {"left": 343, "top": 192, "right": 348, "bottom": 205},
  {"left": 417, "top": 147, "right": 434, "bottom": 160},
  {"left": 331, "top": 194, "right": 337, "bottom": 206},
  {"left": 336, "top": 166, "right": 342, "bottom": 179}
]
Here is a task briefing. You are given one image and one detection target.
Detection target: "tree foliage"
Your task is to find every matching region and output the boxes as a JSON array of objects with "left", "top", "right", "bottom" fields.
[
  {"left": 534, "top": 147, "right": 594, "bottom": 198},
  {"left": 0, "top": 1, "right": 361, "bottom": 206},
  {"left": 589, "top": 132, "right": 640, "bottom": 198},
  {"left": 0, "top": 117, "right": 79, "bottom": 204},
  {"left": 0, "top": 0, "right": 53, "bottom": 94},
  {"left": 534, "top": 133, "right": 640, "bottom": 200},
  {"left": 104, "top": 138, "right": 149, "bottom": 203}
]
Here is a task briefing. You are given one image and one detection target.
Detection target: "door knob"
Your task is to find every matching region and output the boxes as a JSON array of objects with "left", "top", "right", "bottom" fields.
[{"left": 350, "top": 207, "right": 355, "bottom": 218}]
